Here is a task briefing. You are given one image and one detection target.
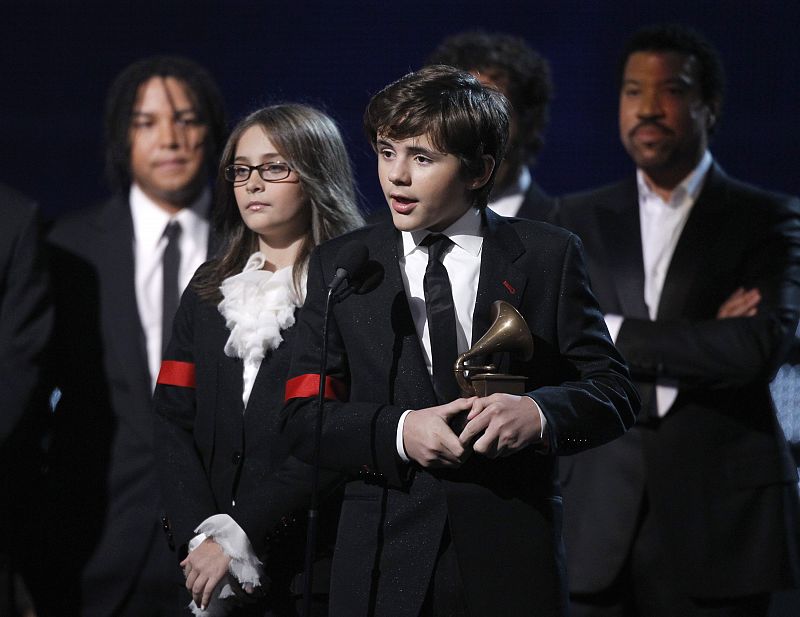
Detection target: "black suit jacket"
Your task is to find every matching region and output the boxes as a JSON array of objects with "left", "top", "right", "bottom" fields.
[
  {"left": 39, "top": 195, "right": 209, "bottom": 615},
  {"left": 153, "top": 268, "right": 341, "bottom": 600},
  {"left": 0, "top": 185, "right": 51, "bottom": 449},
  {"left": 516, "top": 178, "right": 556, "bottom": 222},
  {"left": 554, "top": 164, "right": 800, "bottom": 597},
  {"left": 281, "top": 210, "right": 639, "bottom": 617},
  {"left": 0, "top": 185, "right": 52, "bottom": 549}
]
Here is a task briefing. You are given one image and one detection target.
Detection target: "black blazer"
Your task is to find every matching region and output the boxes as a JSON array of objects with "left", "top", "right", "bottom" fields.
[
  {"left": 0, "top": 185, "right": 52, "bottom": 554},
  {"left": 153, "top": 267, "right": 341, "bottom": 599},
  {"left": 516, "top": 178, "right": 556, "bottom": 222},
  {"left": 0, "top": 185, "right": 51, "bottom": 450},
  {"left": 281, "top": 210, "right": 639, "bottom": 617},
  {"left": 37, "top": 195, "right": 209, "bottom": 615},
  {"left": 553, "top": 164, "right": 800, "bottom": 597},
  {"left": 153, "top": 267, "right": 296, "bottom": 549}
]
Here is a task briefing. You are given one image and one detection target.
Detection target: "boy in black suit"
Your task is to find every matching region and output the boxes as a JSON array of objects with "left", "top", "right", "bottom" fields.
[{"left": 281, "top": 65, "right": 638, "bottom": 617}]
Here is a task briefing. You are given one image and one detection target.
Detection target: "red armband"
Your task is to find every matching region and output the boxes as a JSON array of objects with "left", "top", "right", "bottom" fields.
[
  {"left": 285, "top": 374, "right": 346, "bottom": 401},
  {"left": 157, "top": 360, "right": 196, "bottom": 388}
]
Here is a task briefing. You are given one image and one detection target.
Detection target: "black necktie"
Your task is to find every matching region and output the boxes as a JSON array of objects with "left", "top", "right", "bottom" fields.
[
  {"left": 422, "top": 234, "right": 461, "bottom": 404},
  {"left": 162, "top": 220, "right": 182, "bottom": 354}
]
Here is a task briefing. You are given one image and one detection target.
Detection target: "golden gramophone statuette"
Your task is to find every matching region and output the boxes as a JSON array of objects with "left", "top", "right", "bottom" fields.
[{"left": 454, "top": 300, "right": 533, "bottom": 397}]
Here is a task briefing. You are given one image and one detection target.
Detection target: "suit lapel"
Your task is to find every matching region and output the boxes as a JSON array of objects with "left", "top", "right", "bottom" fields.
[
  {"left": 361, "top": 215, "right": 535, "bottom": 405},
  {"left": 598, "top": 180, "right": 650, "bottom": 319},
  {"left": 220, "top": 341, "right": 245, "bottom": 436},
  {"left": 96, "top": 197, "right": 152, "bottom": 399},
  {"left": 475, "top": 210, "right": 527, "bottom": 343},
  {"left": 657, "top": 164, "right": 727, "bottom": 319}
]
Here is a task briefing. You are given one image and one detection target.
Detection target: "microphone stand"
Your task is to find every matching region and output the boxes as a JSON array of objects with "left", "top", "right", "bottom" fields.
[{"left": 302, "top": 286, "right": 335, "bottom": 617}]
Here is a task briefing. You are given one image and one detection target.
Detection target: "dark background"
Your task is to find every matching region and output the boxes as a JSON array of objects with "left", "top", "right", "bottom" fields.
[
  {"left": 2, "top": 0, "right": 798, "bottom": 219},
  {"left": 2, "top": 3, "right": 799, "bottom": 613}
]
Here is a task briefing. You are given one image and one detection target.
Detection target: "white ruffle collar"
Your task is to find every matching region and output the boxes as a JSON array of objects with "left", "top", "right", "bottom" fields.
[{"left": 217, "top": 252, "right": 305, "bottom": 406}]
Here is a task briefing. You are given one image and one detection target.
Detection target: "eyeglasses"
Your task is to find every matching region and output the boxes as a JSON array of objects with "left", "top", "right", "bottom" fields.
[{"left": 223, "top": 162, "right": 293, "bottom": 183}]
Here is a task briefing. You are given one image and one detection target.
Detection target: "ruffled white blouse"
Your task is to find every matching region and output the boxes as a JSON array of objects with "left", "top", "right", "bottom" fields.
[{"left": 218, "top": 251, "right": 305, "bottom": 407}]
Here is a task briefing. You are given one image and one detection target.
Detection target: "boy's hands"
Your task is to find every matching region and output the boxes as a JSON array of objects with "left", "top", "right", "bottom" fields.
[
  {"left": 459, "top": 393, "right": 543, "bottom": 458},
  {"left": 403, "top": 398, "right": 475, "bottom": 467},
  {"left": 403, "top": 394, "right": 543, "bottom": 467}
]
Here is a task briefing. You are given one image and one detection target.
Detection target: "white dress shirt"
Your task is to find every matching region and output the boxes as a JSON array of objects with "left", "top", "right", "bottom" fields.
[
  {"left": 395, "top": 207, "right": 546, "bottom": 459},
  {"left": 130, "top": 183, "right": 211, "bottom": 391},
  {"left": 400, "top": 207, "right": 484, "bottom": 373},
  {"left": 487, "top": 166, "right": 531, "bottom": 218},
  {"left": 605, "top": 151, "right": 712, "bottom": 416}
]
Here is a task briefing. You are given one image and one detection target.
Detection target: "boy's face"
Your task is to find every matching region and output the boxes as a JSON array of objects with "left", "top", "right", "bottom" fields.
[{"left": 377, "top": 133, "right": 486, "bottom": 232}]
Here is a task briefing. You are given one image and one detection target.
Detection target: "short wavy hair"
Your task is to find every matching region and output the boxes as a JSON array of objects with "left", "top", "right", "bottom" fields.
[{"left": 363, "top": 65, "right": 510, "bottom": 209}]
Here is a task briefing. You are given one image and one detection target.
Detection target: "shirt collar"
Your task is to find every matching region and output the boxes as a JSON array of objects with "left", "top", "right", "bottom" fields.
[
  {"left": 636, "top": 150, "right": 713, "bottom": 206},
  {"left": 488, "top": 166, "right": 532, "bottom": 204},
  {"left": 401, "top": 207, "right": 484, "bottom": 258},
  {"left": 129, "top": 183, "right": 211, "bottom": 248}
]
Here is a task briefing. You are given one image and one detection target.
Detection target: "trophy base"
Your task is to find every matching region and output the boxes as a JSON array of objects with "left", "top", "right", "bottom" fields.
[{"left": 469, "top": 373, "right": 527, "bottom": 396}]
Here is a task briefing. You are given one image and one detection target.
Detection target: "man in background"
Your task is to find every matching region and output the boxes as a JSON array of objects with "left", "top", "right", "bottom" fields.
[
  {"left": 554, "top": 24, "right": 800, "bottom": 617},
  {"left": 427, "top": 30, "right": 554, "bottom": 220},
  {"left": 32, "top": 56, "right": 227, "bottom": 616}
]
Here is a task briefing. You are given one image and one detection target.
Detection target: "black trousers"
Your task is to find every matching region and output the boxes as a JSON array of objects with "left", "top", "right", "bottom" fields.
[
  {"left": 419, "top": 525, "right": 470, "bottom": 617},
  {"left": 569, "top": 493, "right": 770, "bottom": 617}
]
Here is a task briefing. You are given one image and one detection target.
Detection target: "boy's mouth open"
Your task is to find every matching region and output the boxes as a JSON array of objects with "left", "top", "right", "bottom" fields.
[{"left": 390, "top": 194, "right": 418, "bottom": 214}]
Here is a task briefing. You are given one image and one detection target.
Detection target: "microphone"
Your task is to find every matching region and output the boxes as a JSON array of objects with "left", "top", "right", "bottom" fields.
[
  {"left": 303, "top": 240, "right": 368, "bottom": 617},
  {"left": 327, "top": 242, "right": 369, "bottom": 294}
]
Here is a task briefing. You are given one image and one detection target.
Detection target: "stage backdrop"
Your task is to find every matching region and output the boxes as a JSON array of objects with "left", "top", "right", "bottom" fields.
[{"left": 1, "top": 0, "right": 797, "bottom": 218}]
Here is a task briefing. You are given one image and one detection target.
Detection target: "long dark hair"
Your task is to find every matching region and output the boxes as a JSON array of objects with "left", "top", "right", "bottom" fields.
[
  {"left": 194, "top": 104, "right": 363, "bottom": 301},
  {"left": 104, "top": 55, "right": 227, "bottom": 192}
]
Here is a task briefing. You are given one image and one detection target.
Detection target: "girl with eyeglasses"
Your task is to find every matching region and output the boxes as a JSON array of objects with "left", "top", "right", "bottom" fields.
[{"left": 153, "top": 104, "right": 363, "bottom": 616}]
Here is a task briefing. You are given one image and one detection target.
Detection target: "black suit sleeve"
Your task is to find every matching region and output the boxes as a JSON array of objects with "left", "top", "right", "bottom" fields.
[
  {"left": 153, "top": 285, "right": 220, "bottom": 551},
  {"left": 153, "top": 279, "right": 343, "bottom": 556},
  {"left": 233, "top": 456, "right": 343, "bottom": 555},
  {"left": 281, "top": 246, "right": 407, "bottom": 487},
  {"left": 528, "top": 233, "right": 639, "bottom": 454},
  {"left": 616, "top": 195, "right": 800, "bottom": 388},
  {"left": 0, "top": 197, "right": 52, "bottom": 445}
]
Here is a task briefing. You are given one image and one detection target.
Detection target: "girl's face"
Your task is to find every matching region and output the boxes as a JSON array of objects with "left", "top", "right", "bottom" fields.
[{"left": 232, "top": 125, "right": 310, "bottom": 251}]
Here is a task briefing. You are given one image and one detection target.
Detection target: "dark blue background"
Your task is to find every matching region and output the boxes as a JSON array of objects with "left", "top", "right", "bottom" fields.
[{"left": 2, "top": 0, "right": 797, "bottom": 218}]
